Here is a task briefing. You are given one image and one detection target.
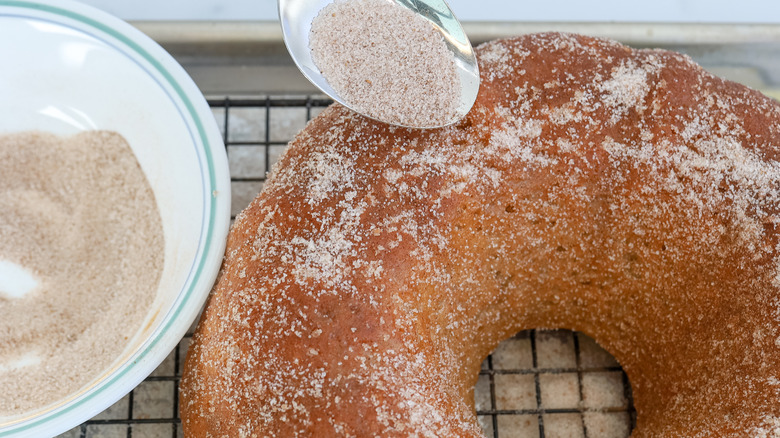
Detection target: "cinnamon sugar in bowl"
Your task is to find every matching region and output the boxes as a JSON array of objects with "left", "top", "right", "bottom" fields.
[{"left": 0, "top": 1, "right": 230, "bottom": 437}]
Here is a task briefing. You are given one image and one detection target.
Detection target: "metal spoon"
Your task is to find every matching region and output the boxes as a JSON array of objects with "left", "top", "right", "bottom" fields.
[{"left": 278, "top": 0, "right": 480, "bottom": 128}]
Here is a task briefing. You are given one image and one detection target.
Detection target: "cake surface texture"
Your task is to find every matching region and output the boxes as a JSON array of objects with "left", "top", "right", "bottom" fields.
[{"left": 180, "top": 33, "right": 780, "bottom": 437}]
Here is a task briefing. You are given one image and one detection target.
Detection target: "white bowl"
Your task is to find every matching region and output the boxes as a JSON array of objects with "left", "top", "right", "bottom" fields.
[{"left": 0, "top": 0, "right": 230, "bottom": 436}]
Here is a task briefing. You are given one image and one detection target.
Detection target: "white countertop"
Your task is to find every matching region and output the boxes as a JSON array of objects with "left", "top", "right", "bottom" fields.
[{"left": 79, "top": 0, "right": 780, "bottom": 23}]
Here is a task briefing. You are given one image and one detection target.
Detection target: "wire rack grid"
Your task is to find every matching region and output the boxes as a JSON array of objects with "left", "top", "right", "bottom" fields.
[{"left": 57, "top": 96, "right": 635, "bottom": 438}]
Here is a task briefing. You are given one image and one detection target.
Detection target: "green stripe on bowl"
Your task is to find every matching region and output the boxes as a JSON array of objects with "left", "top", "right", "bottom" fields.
[{"left": 0, "top": 0, "right": 224, "bottom": 435}]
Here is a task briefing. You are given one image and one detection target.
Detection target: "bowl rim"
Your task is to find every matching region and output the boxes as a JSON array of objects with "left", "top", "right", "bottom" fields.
[{"left": 0, "top": 0, "right": 230, "bottom": 436}]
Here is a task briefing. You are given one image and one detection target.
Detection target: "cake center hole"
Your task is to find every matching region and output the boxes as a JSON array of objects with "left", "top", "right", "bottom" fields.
[
  {"left": 0, "top": 259, "right": 39, "bottom": 299},
  {"left": 476, "top": 329, "right": 635, "bottom": 437}
]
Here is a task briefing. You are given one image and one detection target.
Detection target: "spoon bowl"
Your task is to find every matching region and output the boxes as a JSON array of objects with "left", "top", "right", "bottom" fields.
[{"left": 278, "top": 0, "right": 480, "bottom": 128}]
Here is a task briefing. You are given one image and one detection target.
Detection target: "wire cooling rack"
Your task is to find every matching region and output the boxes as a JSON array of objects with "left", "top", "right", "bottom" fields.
[{"left": 58, "top": 96, "right": 635, "bottom": 438}]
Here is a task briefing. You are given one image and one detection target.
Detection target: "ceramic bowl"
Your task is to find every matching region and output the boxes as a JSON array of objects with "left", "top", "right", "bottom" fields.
[{"left": 0, "top": 1, "right": 230, "bottom": 436}]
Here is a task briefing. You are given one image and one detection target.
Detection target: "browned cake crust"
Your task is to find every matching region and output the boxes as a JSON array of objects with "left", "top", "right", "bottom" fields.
[{"left": 180, "top": 33, "right": 780, "bottom": 437}]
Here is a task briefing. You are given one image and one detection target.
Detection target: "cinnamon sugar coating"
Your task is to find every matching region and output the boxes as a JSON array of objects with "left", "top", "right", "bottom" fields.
[{"left": 180, "top": 33, "right": 780, "bottom": 437}]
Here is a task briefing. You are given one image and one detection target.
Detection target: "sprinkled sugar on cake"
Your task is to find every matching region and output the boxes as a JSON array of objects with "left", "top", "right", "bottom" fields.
[{"left": 181, "top": 33, "right": 780, "bottom": 437}]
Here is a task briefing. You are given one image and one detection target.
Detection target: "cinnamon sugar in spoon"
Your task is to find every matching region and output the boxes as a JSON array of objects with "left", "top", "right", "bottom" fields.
[{"left": 278, "top": 0, "right": 480, "bottom": 129}]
